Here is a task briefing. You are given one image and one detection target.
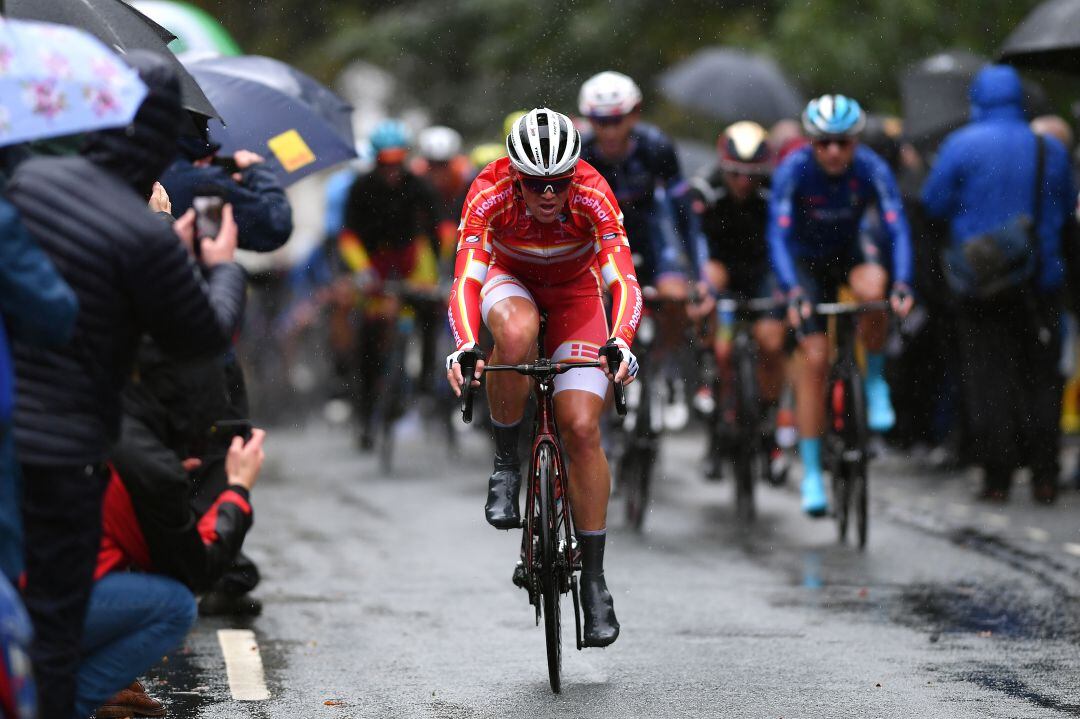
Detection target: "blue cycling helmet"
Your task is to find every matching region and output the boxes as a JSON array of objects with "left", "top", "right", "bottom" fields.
[
  {"left": 801, "top": 94, "right": 866, "bottom": 138},
  {"left": 369, "top": 120, "right": 410, "bottom": 153}
]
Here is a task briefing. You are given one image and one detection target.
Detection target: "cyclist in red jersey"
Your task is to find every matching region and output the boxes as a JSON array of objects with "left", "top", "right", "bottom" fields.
[{"left": 446, "top": 108, "right": 641, "bottom": 647}]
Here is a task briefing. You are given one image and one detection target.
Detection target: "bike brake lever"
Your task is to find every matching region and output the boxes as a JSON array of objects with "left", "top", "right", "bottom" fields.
[
  {"left": 459, "top": 351, "right": 478, "bottom": 424},
  {"left": 599, "top": 344, "right": 628, "bottom": 417}
]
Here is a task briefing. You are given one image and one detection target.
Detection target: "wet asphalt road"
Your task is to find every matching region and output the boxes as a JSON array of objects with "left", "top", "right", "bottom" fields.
[{"left": 147, "top": 415, "right": 1080, "bottom": 718}]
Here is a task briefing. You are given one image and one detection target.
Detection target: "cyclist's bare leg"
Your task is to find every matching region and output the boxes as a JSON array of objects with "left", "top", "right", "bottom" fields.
[
  {"left": 554, "top": 387, "right": 619, "bottom": 645},
  {"left": 849, "top": 262, "right": 895, "bottom": 431},
  {"left": 795, "top": 333, "right": 828, "bottom": 439},
  {"left": 553, "top": 389, "right": 609, "bottom": 531},
  {"left": 795, "top": 332, "right": 830, "bottom": 513},
  {"left": 703, "top": 260, "right": 727, "bottom": 292},
  {"left": 752, "top": 318, "right": 786, "bottom": 404},
  {"left": 485, "top": 296, "right": 539, "bottom": 424},
  {"left": 849, "top": 262, "right": 888, "bottom": 352}
]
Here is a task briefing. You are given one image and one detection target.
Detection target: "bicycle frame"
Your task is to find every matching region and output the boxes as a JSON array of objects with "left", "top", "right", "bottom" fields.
[{"left": 520, "top": 367, "right": 577, "bottom": 610}]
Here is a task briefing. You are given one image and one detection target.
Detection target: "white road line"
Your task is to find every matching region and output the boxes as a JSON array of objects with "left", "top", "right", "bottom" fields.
[
  {"left": 981, "top": 513, "right": 1010, "bottom": 529},
  {"left": 1063, "top": 543, "right": 1080, "bottom": 558},
  {"left": 217, "top": 629, "right": 270, "bottom": 701},
  {"left": 1025, "top": 527, "right": 1051, "bottom": 543}
]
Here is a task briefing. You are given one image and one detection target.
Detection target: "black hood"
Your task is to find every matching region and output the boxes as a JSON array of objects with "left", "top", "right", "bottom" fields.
[{"left": 82, "top": 50, "right": 182, "bottom": 198}]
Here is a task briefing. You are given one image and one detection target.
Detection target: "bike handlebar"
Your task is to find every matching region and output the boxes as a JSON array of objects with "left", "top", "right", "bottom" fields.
[
  {"left": 715, "top": 296, "right": 785, "bottom": 315},
  {"left": 458, "top": 357, "right": 628, "bottom": 424},
  {"left": 809, "top": 300, "right": 891, "bottom": 316}
]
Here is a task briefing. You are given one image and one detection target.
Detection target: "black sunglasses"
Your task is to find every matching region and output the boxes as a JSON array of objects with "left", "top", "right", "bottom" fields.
[
  {"left": 518, "top": 175, "right": 575, "bottom": 195},
  {"left": 590, "top": 114, "right": 628, "bottom": 127},
  {"left": 813, "top": 138, "right": 853, "bottom": 150}
]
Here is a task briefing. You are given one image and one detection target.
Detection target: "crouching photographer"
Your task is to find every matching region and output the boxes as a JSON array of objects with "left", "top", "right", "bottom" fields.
[{"left": 78, "top": 336, "right": 269, "bottom": 718}]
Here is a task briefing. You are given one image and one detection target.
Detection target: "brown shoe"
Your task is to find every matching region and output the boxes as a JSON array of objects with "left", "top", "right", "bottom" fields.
[{"left": 95, "top": 681, "right": 166, "bottom": 718}]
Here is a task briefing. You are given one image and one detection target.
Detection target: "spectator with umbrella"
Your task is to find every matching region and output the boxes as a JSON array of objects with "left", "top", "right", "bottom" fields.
[
  {"left": 922, "top": 64, "right": 1076, "bottom": 503},
  {"left": 5, "top": 51, "right": 247, "bottom": 719}
]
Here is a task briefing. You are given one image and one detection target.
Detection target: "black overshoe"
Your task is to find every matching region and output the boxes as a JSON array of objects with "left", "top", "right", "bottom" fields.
[
  {"left": 580, "top": 572, "right": 619, "bottom": 647},
  {"left": 485, "top": 467, "right": 522, "bottom": 529}
]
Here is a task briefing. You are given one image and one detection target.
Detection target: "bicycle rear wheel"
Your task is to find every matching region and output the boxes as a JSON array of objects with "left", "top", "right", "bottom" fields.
[
  {"left": 537, "top": 444, "right": 562, "bottom": 693},
  {"left": 733, "top": 344, "right": 759, "bottom": 522},
  {"left": 828, "top": 378, "right": 850, "bottom": 543},
  {"left": 377, "top": 326, "right": 408, "bottom": 473}
]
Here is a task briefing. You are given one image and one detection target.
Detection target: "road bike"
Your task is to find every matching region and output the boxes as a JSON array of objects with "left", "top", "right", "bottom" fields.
[
  {"left": 355, "top": 280, "right": 444, "bottom": 473},
  {"left": 708, "top": 297, "right": 784, "bottom": 522},
  {"left": 458, "top": 329, "right": 626, "bottom": 693},
  {"left": 612, "top": 294, "right": 699, "bottom": 531},
  {"left": 811, "top": 300, "right": 889, "bottom": 550}
]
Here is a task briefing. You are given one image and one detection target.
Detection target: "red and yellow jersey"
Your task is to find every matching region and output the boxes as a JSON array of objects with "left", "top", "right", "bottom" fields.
[{"left": 448, "top": 157, "right": 642, "bottom": 350}]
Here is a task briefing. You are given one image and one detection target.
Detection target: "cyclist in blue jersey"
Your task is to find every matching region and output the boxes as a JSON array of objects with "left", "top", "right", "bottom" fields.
[
  {"left": 579, "top": 71, "right": 712, "bottom": 428},
  {"left": 767, "top": 95, "right": 914, "bottom": 516}
]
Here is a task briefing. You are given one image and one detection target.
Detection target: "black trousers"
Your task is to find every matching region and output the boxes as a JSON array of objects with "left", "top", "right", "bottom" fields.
[
  {"left": 956, "top": 296, "right": 1063, "bottom": 488},
  {"left": 21, "top": 462, "right": 108, "bottom": 719}
]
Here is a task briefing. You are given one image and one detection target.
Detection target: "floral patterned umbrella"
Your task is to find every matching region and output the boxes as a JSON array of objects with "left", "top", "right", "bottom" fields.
[{"left": 0, "top": 17, "right": 148, "bottom": 147}]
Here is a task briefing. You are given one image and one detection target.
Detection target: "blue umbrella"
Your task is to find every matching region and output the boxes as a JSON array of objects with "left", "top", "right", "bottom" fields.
[
  {"left": 0, "top": 17, "right": 147, "bottom": 147},
  {"left": 185, "top": 55, "right": 356, "bottom": 185}
]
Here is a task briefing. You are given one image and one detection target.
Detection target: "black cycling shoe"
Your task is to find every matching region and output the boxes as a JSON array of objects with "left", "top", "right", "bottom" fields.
[
  {"left": 579, "top": 573, "right": 620, "bottom": 647},
  {"left": 485, "top": 467, "right": 522, "bottom": 529}
]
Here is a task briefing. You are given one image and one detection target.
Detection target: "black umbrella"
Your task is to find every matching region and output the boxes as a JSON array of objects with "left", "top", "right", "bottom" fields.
[
  {"left": 1000, "top": 0, "right": 1080, "bottom": 73},
  {"left": 4, "top": 0, "right": 219, "bottom": 120},
  {"left": 658, "top": 48, "right": 804, "bottom": 126},
  {"left": 901, "top": 50, "right": 1052, "bottom": 151},
  {"left": 187, "top": 55, "right": 356, "bottom": 185},
  {"left": 900, "top": 50, "right": 986, "bottom": 149}
]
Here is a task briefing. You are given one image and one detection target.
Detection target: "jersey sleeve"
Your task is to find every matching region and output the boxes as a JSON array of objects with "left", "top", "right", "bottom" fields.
[
  {"left": 581, "top": 174, "right": 643, "bottom": 346},
  {"left": 447, "top": 167, "right": 504, "bottom": 350},
  {"left": 864, "top": 153, "right": 913, "bottom": 286},
  {"left": 766, "top": 155, "right": 802, "bottom": 292}
]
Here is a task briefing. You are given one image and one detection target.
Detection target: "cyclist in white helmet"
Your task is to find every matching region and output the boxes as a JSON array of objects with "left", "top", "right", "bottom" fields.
[
  {"left": 579, "top": 70, "right": 712, "bottom": 430},
  {"left": 446, "top": 108, "right": 643, "bottom": 647}
]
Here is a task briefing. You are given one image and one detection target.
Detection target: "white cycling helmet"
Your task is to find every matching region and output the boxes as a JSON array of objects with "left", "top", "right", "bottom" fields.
[
  {"left": 578, "top": 71, "right": 642, "bottom": 118},
  {"left": 505, "top": 108, "right": 581, "bottom": 177},
  {"left": 417, "top": 125, "right": 463, "bottom": 163}
]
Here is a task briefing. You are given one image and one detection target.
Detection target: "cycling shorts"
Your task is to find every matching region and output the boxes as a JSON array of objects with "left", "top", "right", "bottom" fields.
[
  {"left": 718, "top": 272, "right": 785, "bottom": 331},
  {"left": 480, "top": 263, "right": 610, "bottom": 399},
  {"left": 795, "top": 238, "right": 881, "bottom": 334}
]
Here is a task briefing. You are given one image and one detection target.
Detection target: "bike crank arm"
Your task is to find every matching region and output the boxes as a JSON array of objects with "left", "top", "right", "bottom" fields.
[{"left": 570, "top": 574, "right": 583, "bottom": 651}]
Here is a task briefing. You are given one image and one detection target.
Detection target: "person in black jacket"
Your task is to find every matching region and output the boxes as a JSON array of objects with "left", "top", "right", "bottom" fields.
[
  {"left": 160, "top": 138, "right": 293, "bottom": 253},
  {"left": 159, "top": 122, "right": 294, "bottom": 619},
  {"left": 108, "top": 338, "right": 258, "bottom": 592},
  {"left": 4, "top": 51, "right": 247, "bottom": 719}
]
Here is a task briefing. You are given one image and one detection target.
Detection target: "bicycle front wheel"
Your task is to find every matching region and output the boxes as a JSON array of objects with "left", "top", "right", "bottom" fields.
[
  {"left": 537, "top": 443, "right": 562, "bottom": 693},
  {"left": 847, "top": 371, "right": 870, "bottom": 550}
]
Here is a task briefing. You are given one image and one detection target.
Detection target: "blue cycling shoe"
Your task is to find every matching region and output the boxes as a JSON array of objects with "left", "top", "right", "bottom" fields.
[
  {"left": 865, "top": 376, "right": 896, "bottom": 433},
  {"left": 801, "top": 469, "right": 829, "bottom": 517}
]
